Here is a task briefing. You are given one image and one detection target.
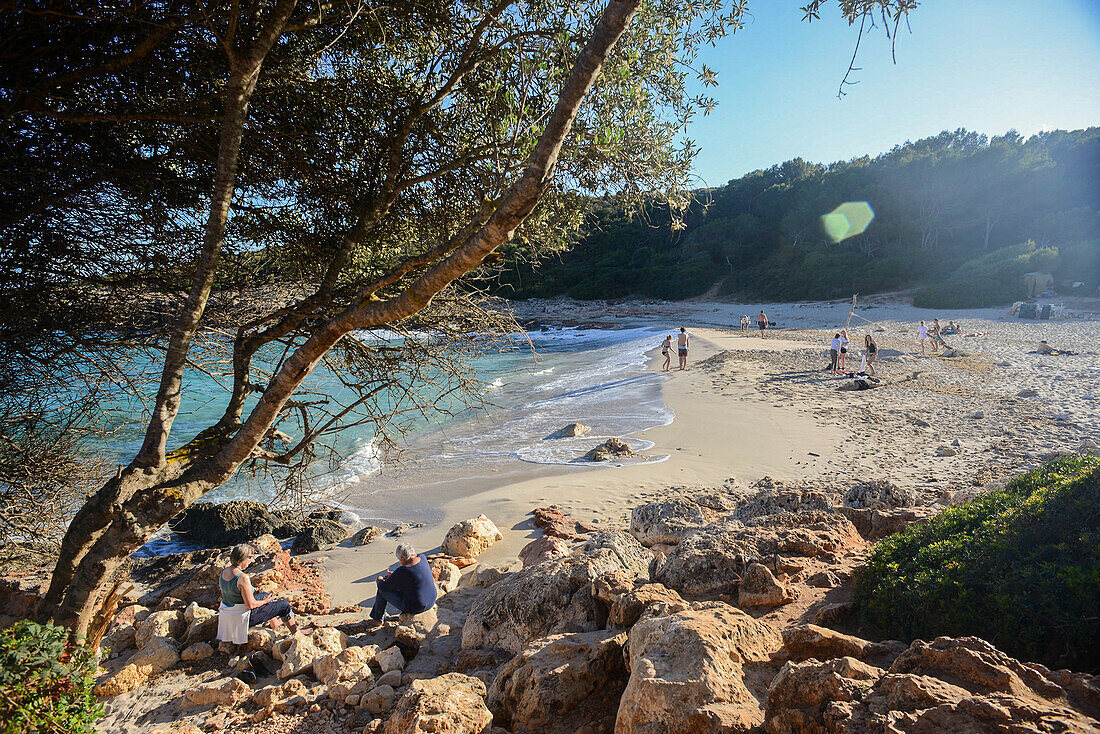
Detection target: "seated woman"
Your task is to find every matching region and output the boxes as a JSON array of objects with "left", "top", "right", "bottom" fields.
[
  {"left": 369, "top": 543, "right": 438, "bottom": 626},
  {"left": 217, "top": 543, "right": 297, "bottom": 649}
]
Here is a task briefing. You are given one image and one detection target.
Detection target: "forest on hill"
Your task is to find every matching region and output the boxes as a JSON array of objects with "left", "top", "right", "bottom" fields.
[{"left": 495, "top": 127, "right": 1100, "bottom": 306}]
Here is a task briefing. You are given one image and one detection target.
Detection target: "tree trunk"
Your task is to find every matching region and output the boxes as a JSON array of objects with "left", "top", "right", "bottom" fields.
[{"left": 45, "top": 0, "right": 640, "bottom": 640}]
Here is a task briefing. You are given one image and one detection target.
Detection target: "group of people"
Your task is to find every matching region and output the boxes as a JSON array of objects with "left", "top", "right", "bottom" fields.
[
  {"left": 216, "top": 541, "right": 438, "bottom": 652},
  {"left": 827, "top": 329, "right": 878, "bottom": 376},
  {"left": 917, "top": 318, "right": 957, "bottom": 355},
  {"left": 738, "top": 310, "right": 771, "bottom": 336}
]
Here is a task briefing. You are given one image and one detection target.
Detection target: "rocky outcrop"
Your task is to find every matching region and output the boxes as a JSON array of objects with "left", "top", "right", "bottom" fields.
[
  {"left": 290, "top": 518, "right": 348, "bottom": 553},
  {"left": 381, "top": 673, "right": 492, "bottom": 734},
  {"left": 585, "top": 437, "right": 633, "bottom": 461},
  {"left": 180, "top": 678, "right": 250, "bottom": 708},
  {"left": 547, "top": 422, "right": 591, "bottom": 439},
  {"left": 837, "top": 504, "right": 938, "bottom": 540},
  {"left": 738, "top": 563, "right": 795, "bottom": 608},
  {"left": 765, "top": 636, "right": 1100, "bottom": 734},
  {"left": 275, "top": 628, "right": 347, "bottom": 679},
  {"left": 518, "top": 535, "right": 571, "bottom": 567},
  {"left": 430, "top": 557, "right": 461, "bottom": 593},
  {"left": 617, "top": 602, "right": 783, "bottom": 734},
  {"left": 842, "top": 478, "right": 915, "bottom": 510},
  {"left": 629, "top": 496, "right": 712, "bottom": 546},
  {"left": 488, "top": 630, "right": 628, "bottom": 734},
  {"left": 170, "top": 501, "right": 279, "bottom": 546},
  {"left": 442, "top": 515, "right": 504, "bottom": 559},
  {"left": 462, "top": 531, "right": 652, "bottom": 654},
  {"left": 532, "top": 505, "right": 599, "bottom": 540},
  {"left": 350, "top": 525, "right": 386, "bottom": 546}
]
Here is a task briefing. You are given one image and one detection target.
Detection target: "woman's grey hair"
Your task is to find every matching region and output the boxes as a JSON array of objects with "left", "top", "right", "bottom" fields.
[
  {"left": 395, "top": 543, "right": 416, "bottom": 563},
  {"left": 230, "top": 544, "right": 255, "bottom": 565}
]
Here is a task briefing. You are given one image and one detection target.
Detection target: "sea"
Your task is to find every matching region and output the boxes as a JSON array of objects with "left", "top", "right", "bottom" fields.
[{"left": 131, "top": 325, "right": 673, "bottom": 555}]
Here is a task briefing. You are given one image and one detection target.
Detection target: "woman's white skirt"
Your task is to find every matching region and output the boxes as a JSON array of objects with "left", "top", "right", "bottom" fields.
[{"left": 217, "top": 602, "right": 251, "bottom": 644}]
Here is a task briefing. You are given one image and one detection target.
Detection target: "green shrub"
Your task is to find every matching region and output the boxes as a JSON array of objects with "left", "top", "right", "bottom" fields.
[
  {"left": 911, "top": 240, "right": 1060, "bottom": 308},
  {"left": 0, "top": 620, "right": 104, "bottom": 734},
  {"left": 854, "top": 456, "right": 1100, "bottom": 671}
]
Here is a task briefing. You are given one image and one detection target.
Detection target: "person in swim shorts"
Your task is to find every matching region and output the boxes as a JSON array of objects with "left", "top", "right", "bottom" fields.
[
  {"left": 757, "top": 310, "right": 769, "bottom": 337},
  {"left": 677, "top": 327, "right": 689, "bottom": 370}
]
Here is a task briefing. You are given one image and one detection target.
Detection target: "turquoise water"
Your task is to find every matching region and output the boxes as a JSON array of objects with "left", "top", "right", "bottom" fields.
[{"left": 126, "top": 326, "right": 671, "bottom": 554}]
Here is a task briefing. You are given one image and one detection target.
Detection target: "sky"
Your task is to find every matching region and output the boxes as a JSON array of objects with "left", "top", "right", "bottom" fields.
[{"left": 686, "top": 0, "right": 1100, "bottom": 186}]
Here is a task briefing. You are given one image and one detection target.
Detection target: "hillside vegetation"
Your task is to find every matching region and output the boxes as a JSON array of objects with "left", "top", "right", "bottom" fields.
[{"left": 497, "top": 127, "right": 1099, "bottom": 305}]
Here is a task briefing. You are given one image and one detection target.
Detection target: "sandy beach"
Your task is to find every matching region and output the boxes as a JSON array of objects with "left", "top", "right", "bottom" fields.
[{"left": 316, "top": 298, "right": 1100, "bottom": 607}]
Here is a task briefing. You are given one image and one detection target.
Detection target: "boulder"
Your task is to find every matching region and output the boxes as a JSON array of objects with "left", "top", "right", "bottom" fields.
[
  {"left": 936, "top": 445, "right": 958, "bottom": 457},
  {"left": 314, "top": 645, "right": 375, "bottom": 688},
  {"left": 765, "top": 636, "right": 1100, "bottom": 734},
  {"left": 248, "top": 627, "right": 277, "bottom": 653},
  {"left": 277, "top": 628, "right": 346, "bottom": 679},
  {"left": 94, "top": 663, "right": 154, "bottom": 697},
  {"left": 738, "top": 563, "right": 795, "bottom": 609},
  {"left": 629, "top": 496, "right": 711, "bottom": 546},
  {"left": 518, "top": 535, "right": 571, "bottom": 567},
  {"left": 376, "top": 669, "right": 403, "bottom": 688},
  {"left": 765, "top": 656, "right": 884, "bottom": 733},
  {"left": 181, "top": 642, "right": 214, "bottom": 661},
  {"left": 462, "top": 531, "right": 652, "bottom": 654},
  {"left": 464, "top": 563, "right": 519, "bottom": 588},
  {"left": 104, "top": 624, "right": 136, "bottom": 654},
  {"left": 531, "top": 505, "right": 599, "bottom": 540},
  {"left": 169, "top": 500, "right": 281, "bottom": 546},
  {"left": 547, "top": 422, "right": 591, "bottom": 439},
  {"left": 442, "top": 515, "right": 503, "bottom": 559},
  {"left": 842, "top": 479, "right": 915, "bottom": 510},
  {"left": 608, "top": 583, "right": 690, "bottom": 628},
  {"left": 375, "top": 645, "right": 406, "bottom": 674},
  {"left": 291, "top": 518, "right": 348, "bottom": 554},
  {"left": 113, "top": 604, "right": 151, "bottom": 629},
  {"left": 350, "top": 525, "right": 386, "bottom": 546},
  {"left": 488, "top": 630, "right": 628, "bottom": 734},
  {"left": 430, "top": 557, "right": 461, "bottom": 594},
  {"left": 654, "top": 511, "right": 859, "bottom": 599},
  {"left": 381, "top": 673, "right": 492, "bottom": 734},
  {"left": 181, "top": 678, "right": 250, "bottom": 708},
  {"left": 136, "top": 609, "right": 184, "bottom": 648},
  {"left": 585, "top": 437, "right": 633, "bottom": 462},
  {"left": 617, "top": 602, "right": 783, "bottom": 734},
  {"left": 362, "top": 684, "right": 397, "bottom": 715},
  {"left": 184, "top": 611, "right": 218, "bottom": 645},
  {"left": 781, "top": 625, "right": 869, "bottom": 662},
  {"left": 131, "top": 635, "right": 181, "bottom": 671}
]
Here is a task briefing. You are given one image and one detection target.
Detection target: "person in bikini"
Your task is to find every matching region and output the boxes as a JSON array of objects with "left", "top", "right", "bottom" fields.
[
  {"left": 660, "top": 334, "right": 672, "bottom": 371},
  {"left": 677, "top": 327, "right": 689, "bottom": 370},
  {"left": 864, "top": 334, "right": 878, "bottom": 376}
]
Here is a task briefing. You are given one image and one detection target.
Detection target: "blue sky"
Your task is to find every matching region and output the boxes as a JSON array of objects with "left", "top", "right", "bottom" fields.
[{"left": 687, "top": 0, "right": 1100, "bottom": 186}]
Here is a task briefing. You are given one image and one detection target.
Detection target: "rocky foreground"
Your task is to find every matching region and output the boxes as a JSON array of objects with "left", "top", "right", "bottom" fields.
[{"left": 6, "top": 478, "right": 1099, "bottom": 734}]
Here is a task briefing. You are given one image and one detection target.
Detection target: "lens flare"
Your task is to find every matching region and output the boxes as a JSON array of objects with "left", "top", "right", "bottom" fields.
[{"left": 821, "top": 201, "right": 874, "bottom": 243}]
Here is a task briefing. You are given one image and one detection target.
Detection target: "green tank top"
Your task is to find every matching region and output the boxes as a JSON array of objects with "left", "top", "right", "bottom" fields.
[{"left": 220, "top": 570, "right": 244, "bottom": 606}]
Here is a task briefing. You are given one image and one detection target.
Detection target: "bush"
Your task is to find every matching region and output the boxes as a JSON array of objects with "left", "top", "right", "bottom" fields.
[
  {"left": 0, "top": 620, "right": 103, "bottom": 734},
  {"left": 854, "top": 456, "right": 1100, "bottom": 671}
]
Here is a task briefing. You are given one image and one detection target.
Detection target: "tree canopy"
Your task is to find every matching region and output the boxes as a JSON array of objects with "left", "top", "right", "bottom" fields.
[{"left": 497, "top": 127, "right": 1100, "bottom": 305}]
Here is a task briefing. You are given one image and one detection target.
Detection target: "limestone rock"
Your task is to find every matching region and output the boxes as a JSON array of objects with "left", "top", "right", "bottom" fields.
[
  {"left": 617, "top": 602, "right": 783, "bottom": 734},
  {"left": 585, "top": 437, "right": 633, "bottom": 461},
  {"left": 104, "top": 624, "right": 136, "bottom": 654},
  {"left": 430, "top": 557, "right": 461, "bottom": 594},
  {"left": 136, "top": 609, "right": 184, "bottom": 648},
  {"left": 170, "top": 500, "right": 282, "bottom": 546},
  {"left": 376, "top": 669, "right": 403, "bottom": 688},
  {"left": 531, "top": 505, "right": 599, "bottom": 540},
  {"left": 277, "top": 628, "right": 346, "bottom": 679},
  {"left": 608, "top": 583, "right": 690, "bottom": 628},
  {"left": 462, "top": 531, "right": 652, "bottom": 654},
  {"left": 842, "top": 479, "right": 915, "bottom": 510},
  {"left": 314, "top": 645, "right": 374, "bottom": 687},
  {"left": 936, "top": 445, "right": 958, "bottom": 457},
  {"left": 130, "top": 635, "right": 181, "bottom": 672},
  {"left": 738, "top": 563, "right": 795, "bottom": 608},
  {"left": 291, "top": 518, "right": 348, "bottom": 554},
  {"left": 181, "top": 678, "right": 250, "bottom": 708},
  {"left": 375, "top": 645, "right": 406, "bottom": 674},
  {"left": 184, "top": 612, "right": 218, "bottom": 645},
  {"left": 94, "top": 663, "right": 153, "bottom": 697},
  {"left": 362, "top": 684, "right": 396, "bottom": 715},
  {"left": 629, "top": 496, "right": 710, "bottom": 546},
  {"left": 113, "top": 604, "right": 151, "bottom": 629},
  {"left": 548, "top": 422, "right": 591, "bottom": 439},
  {"left": 765, "top": 656, "right": 884, "bottom": 733},
  {"left": 350, "top": 525, "right": 386, "bottom": 546},
  {"left": 464, "top": 563, "right": 518, "bottom": 588},
  {"left": 248, "top": 627, "right": 276, "bottom": 653},
  {"left": 488, "top": 630, "right": 628, "bottom": 734},
  {"left": 442, "top": 515, "right": 503, "bottom": 559},
  {"left": 181, "top": 642, "right": 214, "bottom": 661},
  {"left": 381, "top": 673, "right": 492, "bottom": 734},
  {"left": 518, "top": 535, "right": 571, "bottom": 568},
  {"left": 781, "top": 625, "right": 869, "bottom": 662}
]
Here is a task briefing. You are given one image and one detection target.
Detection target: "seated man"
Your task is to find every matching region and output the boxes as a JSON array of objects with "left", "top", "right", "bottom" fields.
[{"left": 369, "top": 542, "right": 438, "bottom": 625}]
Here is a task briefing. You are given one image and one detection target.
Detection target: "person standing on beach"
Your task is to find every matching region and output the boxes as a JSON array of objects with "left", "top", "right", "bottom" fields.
[
  {"left": 660, "top": 334, "right": 672, "bottom": 371},
  {"left": 829, "top": 333, "right": 842, "bottom": 374},
  {"left": 838, "top": 329, "right": 850, "bottom": 370},
  {"left": 918, "top": 320, "right": 929, "bottom": 355},
  {"left": 864, "top": 334, "right": 878, "bottom": 376},
  {"left": 757, "top": 310, "right": 769, "bottom": 337},
  {"left": 930, "top": 318, "right": 941, "bottom": 353},
  {"left": 677, "top": 327, "right": 689, "bottom": 369}
]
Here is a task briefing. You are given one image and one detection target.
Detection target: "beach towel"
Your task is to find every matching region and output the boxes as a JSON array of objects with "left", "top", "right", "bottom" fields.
[
  {"left": 218, "top": 601, "right": 250, "bottom": 644},
  {"left": 859, "top": 354, "right": 868, "bottom": 373}
]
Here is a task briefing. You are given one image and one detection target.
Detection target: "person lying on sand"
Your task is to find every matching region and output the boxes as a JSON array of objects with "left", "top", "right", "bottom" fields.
[
  {"left": 367, "top": 542, "right": 437, "bottom": 628},
  {"left": 217, "top": 543, "right": 297, "bottom": 651}
]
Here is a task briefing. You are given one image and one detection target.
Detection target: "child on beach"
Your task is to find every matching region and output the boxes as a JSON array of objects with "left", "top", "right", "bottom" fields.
[
  {"left": 660, "top": 334, "right": 672, "bottom": 371},
  {"left": 677, "top": 327, "right": 689, "bottom": 370},
  {"left": 838, "top": 329, "right": 849, "bottom": 370}
]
